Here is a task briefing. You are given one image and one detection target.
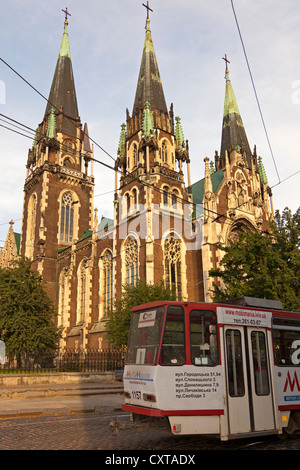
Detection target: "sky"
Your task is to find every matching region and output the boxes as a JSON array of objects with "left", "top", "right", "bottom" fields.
[{"left": 0, "top": 0, "right": 299, "bottom": 247}]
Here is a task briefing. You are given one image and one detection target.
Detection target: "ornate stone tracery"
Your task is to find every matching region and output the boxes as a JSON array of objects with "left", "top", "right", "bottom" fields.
[
  {"left": 164, "top": 234, "right": 182, "bottom": 299},
  {"left": 125, "top": 237, "right": 139, "bottom": 285}
]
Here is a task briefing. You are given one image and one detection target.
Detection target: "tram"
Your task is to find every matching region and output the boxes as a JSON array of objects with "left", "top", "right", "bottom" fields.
[{"left": 122, "top": 297, "right": 300, "bottom": 440}]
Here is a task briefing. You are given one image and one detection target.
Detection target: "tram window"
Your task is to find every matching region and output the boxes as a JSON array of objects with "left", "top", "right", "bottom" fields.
[
  {"left": 159, "top": 305, "right": 185, "bottom": 366},
  {"left": 126, "top": 307, "right": 165, "bottom": 365},
  {"left": 226, "top": 330, "right": 245, "bottom": 397},
  {"left": 251, "top": 331, "right": 270, "bottom": 396},
  {"left": 272, "top": 318, "right": 300, "bottom": 367},
  {"left": 190, "top": 310, "right": 218, "bottom": 366}
]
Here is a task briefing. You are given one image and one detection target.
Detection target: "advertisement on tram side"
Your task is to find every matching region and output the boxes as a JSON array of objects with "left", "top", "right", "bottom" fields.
[
  {"left": 275, "top": 368, "right": 300, "bottom": 410},
  {"left": 123, "top": 365, "right": 224, "bottom": 413}
]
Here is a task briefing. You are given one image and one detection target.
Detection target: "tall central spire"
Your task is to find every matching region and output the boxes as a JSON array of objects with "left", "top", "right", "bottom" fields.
[
  {"left": 132, "top": 8, "right": 168, "bottom": 115},
  {"left": 45, "top": 14, "right": 79, "bottom": 137}
]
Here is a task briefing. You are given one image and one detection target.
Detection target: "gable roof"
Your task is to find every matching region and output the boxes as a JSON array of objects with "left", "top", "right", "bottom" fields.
[
  {"left": 191, "top": 169, "right": 224, "bottom": 205},
  {"left": 98, "top": 216, "right": 114, "bottom": 232}
]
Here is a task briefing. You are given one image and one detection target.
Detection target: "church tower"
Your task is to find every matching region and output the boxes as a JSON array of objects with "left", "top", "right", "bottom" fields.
[
  {"left": 194, "top": 59, "right": 274, "bottom": 301},
  {"left": 20, "top": 12, "right": 94, "bottom": 303},
  {"left": 113, "top": 4, "right": 193, "bottom": 300}
]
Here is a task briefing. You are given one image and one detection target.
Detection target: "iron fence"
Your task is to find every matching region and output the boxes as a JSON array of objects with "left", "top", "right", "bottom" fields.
[{"left": 0, "top": 348, "right": 126, "bottom": 374}]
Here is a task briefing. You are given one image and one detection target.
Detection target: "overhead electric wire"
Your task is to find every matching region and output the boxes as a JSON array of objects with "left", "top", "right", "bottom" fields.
[
  {"left": 0, "top": 112, "right": 299, "bottom": 242},
  {"left": 1, "top": 107, "right": 299, "bottom": 236},
  {"left": 0, "top": 36, "right": 298, "bottom": 235},
  {"left": 231, "top": 0, "right": 281, "bottom": 184},
  {"left": 0, "top": 57, "right": 116, "bottom": 163}
]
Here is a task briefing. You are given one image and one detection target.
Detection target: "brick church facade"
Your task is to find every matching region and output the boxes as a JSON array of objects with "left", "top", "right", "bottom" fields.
[{"left": 0, "top": 11, "right": 274, "bottom": 349}]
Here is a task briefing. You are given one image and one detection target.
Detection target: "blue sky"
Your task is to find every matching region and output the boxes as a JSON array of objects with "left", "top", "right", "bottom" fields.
[{"left": 0, "top": 0, "right": 299, "bottom": 246}]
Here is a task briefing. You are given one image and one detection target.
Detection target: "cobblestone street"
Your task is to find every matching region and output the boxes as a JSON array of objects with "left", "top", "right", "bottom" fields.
[{"left": 0, "top": 411, "right": 299, "bottom": 452}]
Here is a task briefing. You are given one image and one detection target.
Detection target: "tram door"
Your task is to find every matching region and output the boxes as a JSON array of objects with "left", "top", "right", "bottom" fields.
[{"left": 224, "top": 326, "right": 275, "bottom": 435}]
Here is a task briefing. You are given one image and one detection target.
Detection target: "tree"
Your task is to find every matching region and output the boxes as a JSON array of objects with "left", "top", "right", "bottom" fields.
[
  {"left": 0, "top": 257, "right": 62, "bottom": 358},
  {"left": 106, "top": 281, "right": 176, "bottom": 348},
  {"left": 209, "top": 207, "right": 300, "bottom": 312}
]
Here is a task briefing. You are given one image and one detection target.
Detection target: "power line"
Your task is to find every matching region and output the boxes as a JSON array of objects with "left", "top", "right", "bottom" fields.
[
  {"left": 1, "top": 110, "right": 299, "bottom": 235},
  {"left": 231, "top": 0, "right": 281, "bottom": 184},
  {"left": 0, "top": 57, "right": 116, "bottom": 163},
  {"left": 1, "top": 45, "right": 297, "bottom": 236},
  {"left": 271, "top": 170, "right": 300, "bottom": 190}
]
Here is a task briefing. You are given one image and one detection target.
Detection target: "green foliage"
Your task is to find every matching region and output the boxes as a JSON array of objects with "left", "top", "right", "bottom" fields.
[
  {"left": 209, "top": 207, "right": 300, "bottom": 312},
  {"left": 105, "top": 280, "right": 176, "bottom": 348},
  {"left": 0, "top": 257, "right": 62, "bottom": 355}
]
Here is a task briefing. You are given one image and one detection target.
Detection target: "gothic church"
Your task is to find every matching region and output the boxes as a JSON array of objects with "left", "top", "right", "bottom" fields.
[{"left": 0, "top": 9, "right": 274, "bottom": 349}]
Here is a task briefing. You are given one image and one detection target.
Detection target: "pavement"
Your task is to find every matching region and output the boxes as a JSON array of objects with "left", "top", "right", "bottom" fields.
[{"left": 0, "top": 381, "right": 125, "bottom": 418}]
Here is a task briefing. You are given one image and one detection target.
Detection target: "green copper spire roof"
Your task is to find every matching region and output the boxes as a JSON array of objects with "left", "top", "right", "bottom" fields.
[
  {"left": 118, "top": 123, "right": 126, "bottom": 155},
  {"left": 46, "top": 108, "right": 56, "bottom": 138},
  {"left": 45, "top": 19, "right": 79, "bottom": 137},
  {"left": 220, "top": 68, "right": 252, "bottom": 168},
  {"left": 59, "top": 21, "right": 71, "bottom": 58},
  {"left": 142, "top": 101, "right": 154, "bottom": 137},
  {"left": 258, "top": 156, "right": 268, "bottom": 184},
  {"left": 133, "top": 18, "right": 168, "bottom": 115},
  {"left": 175, "top": 116, "right": 186, "bottom": 150},
  {"left": 223, "top": 70, "right": 241, "bottom": 117}
]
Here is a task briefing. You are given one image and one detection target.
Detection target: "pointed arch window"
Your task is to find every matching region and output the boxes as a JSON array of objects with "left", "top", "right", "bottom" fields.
[
  {"left": 103, "top": 250, "right": 113, "bottom": 313},
  {"left": 25, "top": 193, "right": 37, "bottom": 259},
  {"left": 163, "top": 186, "right": 169, "bottom": 206},
  {"left": 172, "top": 189, "right": 178, "bottom": 208},
  {"left": 164, "top": 235, "right": 182, "bottom": 300},
  {"left": 58, "top": 268, "right": 69, "bottom": 329},
  {"left": 63, "top": 156, "right": 74, "bottom": 168},
  {"left": 77, "top": 259, "right": 88, "bottom": 323},
  {"left": 162, "top": 141, "right": 168, "bottom": 163},
  {"left": 60, "top": 192, "right": 74, "bottom": 242},
  {"left": 132, "top": 188, "right": 138, "bottom": 207},
  {"left": 126, "top": 193, "right": 131, "bottom": 213},
  {"left": 133, "top": 144, "right": 138, "bottom": 167},
  {"left": 125, "top": 237, "right": 139, "bottom": 286}
]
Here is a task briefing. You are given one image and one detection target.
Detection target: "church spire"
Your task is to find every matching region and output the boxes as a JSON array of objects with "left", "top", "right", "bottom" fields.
[
  {"left": 220, "top": 57, "right": 252, "bottom": 168},
  {"left": 45, "top": 11, "right": 79, "bottom": 137},
  {"left": 132, "top": 3, "right": 168, "bottom": 116}
]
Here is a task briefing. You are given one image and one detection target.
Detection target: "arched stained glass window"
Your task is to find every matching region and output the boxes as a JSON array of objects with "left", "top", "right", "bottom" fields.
[
  {"left": 25, "top": 193, "right": 37, "bottom": 259},
  {"left": 133, "top": 144, "right": 138, "bottom": 167},
  {"left": 163, "top": 186, "right": 169, "bottom": 206},
  {"left": 172, "top": 189, "right": 178, "bottom": 208},
  {"left": 103, "top": 250, "right": 113, "bottom": 313},
  {"left": 125, "top": 237, "right": 139, "bottom": 286},
  {"left": 164, "top": 235, "right": 182, "bottom": 300},
  {"left": 60, "top": 192, "right": 74, "bottom": 242},
  {"left": 132, "top": 188, "right": 137, "bottom": 207},
  {"left": 162, "top": 141, "right": 168, "bottom": 163},
  {"left": 126, "top": 193, "right": 131, "bottom": 213},
  {"left": 59, "top": 268, "right": 69, "bottom": 328},
  {"left": 78, "top": 259, "right": 88, "bottom": 323}
]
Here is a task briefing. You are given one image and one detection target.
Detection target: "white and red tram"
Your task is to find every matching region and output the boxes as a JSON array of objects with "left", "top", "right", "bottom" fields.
[{"left": 122, "top": 298, "right": 300, "bottom": 440}]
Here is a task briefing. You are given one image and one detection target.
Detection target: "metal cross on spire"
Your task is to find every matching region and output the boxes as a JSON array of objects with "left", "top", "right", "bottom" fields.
[
  {"left": 142, "top": 1, "right": 153, "bottom": 21},
  {"left": 222, "top": 54, "right": 230, "bottom": 72},
  {"left": 62, "top": 7, "right": 71, "bottom": 23}
]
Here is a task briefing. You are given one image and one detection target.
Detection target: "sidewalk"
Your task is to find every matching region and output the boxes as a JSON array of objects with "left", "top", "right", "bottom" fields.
[{"left": 0, "top": 381, "right": 125, "bottom": 418}]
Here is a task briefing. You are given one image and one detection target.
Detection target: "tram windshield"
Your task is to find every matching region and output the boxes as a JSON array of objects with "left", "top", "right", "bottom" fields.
[
  {"left": 126, "top": 306, "right": 165, "bottom": 365},
  {"left": 190, "top": 309, "right": 218, "bottom": 366},
  {"left": 159, "top": 305, "right": 185, "bottom": 365},
  {"left": 272, "top": 318, "right": 300, "bottom": 366}
]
